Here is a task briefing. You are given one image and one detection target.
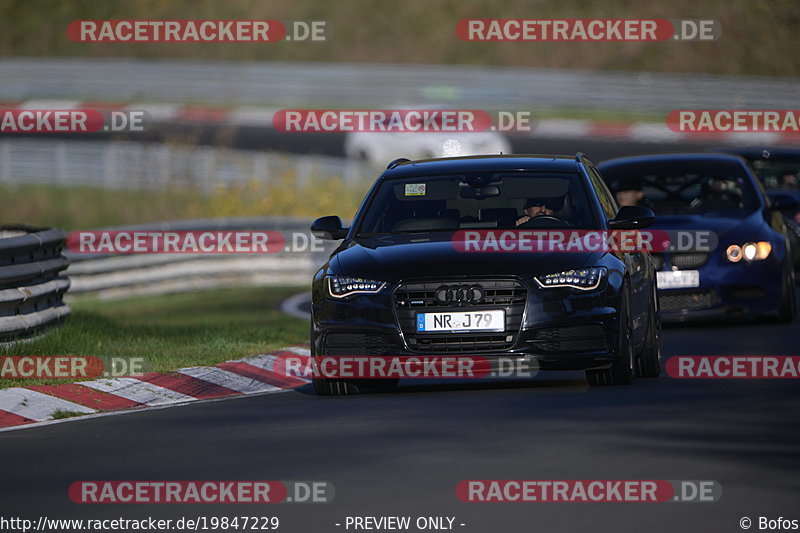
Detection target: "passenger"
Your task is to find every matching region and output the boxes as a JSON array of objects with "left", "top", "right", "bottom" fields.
[{"left": 614, "top": 177, "right": 646, "bottom": 207}]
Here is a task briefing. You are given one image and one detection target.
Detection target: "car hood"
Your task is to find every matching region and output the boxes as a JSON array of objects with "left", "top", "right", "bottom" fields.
[{"left": 333, "top": 234, "right": 603, "bottom": 282}]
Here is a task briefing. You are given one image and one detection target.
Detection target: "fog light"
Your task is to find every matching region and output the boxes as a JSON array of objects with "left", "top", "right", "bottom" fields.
[{"left": 726, "top": 244, "right": 742, "bottom": 263}]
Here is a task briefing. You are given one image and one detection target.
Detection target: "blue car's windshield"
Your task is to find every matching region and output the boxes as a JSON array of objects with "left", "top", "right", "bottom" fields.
[
  {"left": 356, "top": 172, "right": 598, "bottom": 234},
  {"left": 749, "top": 159, "right": 800, "bottom": 191},
  {"left": 603, "top": 162, "right": 760, "bottom": 217}
]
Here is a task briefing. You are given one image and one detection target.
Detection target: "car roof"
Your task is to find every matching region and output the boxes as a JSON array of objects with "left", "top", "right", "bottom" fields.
[
  {"left": 711, "top": 146, "right": 800, "bottom": 162},
  {"left": 598, "top": 152, "right": 747, "bottom": 169},
  {"left": 381, "top": 154, "right": 583, "bottom": 179}
]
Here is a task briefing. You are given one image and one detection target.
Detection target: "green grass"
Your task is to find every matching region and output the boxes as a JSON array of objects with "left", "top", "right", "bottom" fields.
[
  {"left": 50, "top": 409, "right": 90, "bottom": 419},
  {"left": 0, "top": 178, "right": 369, "bottom": 230},
  {"left": 0, "top": 286, "right": 309, "bottom": 389}
]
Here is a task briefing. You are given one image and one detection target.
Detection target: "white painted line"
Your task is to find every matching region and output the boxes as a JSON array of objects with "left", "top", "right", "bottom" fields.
[
  {"left": 628, "top": 122, "right": 684, "bottom": 143},
  {"left": 228, "top": 106, "right": 278, "bottom": 126},
  {"left": 177, "top": 366, "right": 282, "bottom": 394},
  {"left": 131, "top": 103, "right": 181, "bottom": 122},
  {"left": 723, "top": 131, "right": 782, "bottom": 145},
  {"left": 0, "top": 386, "right": 297, "bottom": 434},
  {"left": 280, "top": 291, "right": 312, "bottom": 320},
  {"left": 0, "top": 388, "right": 95, "bottom": 421},
  {"left": 531, "top": 119, "right": 590, "bottom": 138},
  {"left": 79, "top": 377, "right": 194, "bottom": 406}
]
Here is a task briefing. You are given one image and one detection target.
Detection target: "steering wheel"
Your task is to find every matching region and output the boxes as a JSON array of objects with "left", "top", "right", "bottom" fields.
[{"left": 517, "top": 215, "right": 572, "bottom": 228}]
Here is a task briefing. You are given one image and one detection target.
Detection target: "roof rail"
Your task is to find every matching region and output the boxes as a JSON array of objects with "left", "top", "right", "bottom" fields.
[
  {"left": 386, "top": 158, "right": 411, "bottom": 170},
  {"left": 575, "top": 152, "right": 586, "bottom": 162}
]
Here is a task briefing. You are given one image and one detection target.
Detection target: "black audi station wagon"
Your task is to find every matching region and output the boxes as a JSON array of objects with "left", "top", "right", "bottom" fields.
[{"left": 310, "top": 155, "right": 661, "bottom": 394}]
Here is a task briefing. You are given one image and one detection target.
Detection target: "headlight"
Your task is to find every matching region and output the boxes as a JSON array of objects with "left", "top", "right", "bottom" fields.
[
  {"left": 534, "top": 267, "right": 606, "bottom": 291},
  {"left": 326, "top": 276, "right": 386, "bottom": 298},
  {"left": 725, "top": 242, "right": 771, "bottom": 263}
]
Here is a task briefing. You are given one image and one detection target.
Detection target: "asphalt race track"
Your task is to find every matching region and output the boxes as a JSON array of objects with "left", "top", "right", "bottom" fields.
[
  {"left": 1, "top": 293, "right": 798, "bottom": 532},
  {"left": 1, "top": 139, "right": 798, "bottom": 533}
]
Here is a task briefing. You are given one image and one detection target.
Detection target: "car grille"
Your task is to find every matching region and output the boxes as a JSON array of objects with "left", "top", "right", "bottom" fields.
[
  {"left": 394, "top": 279, "right": 527, "bottom": 353},
  {"left": 323, "top": 332, "right": 401, "bottom": 356},
  {"left": 670, "top": 253, "right": 709, "bottom": 269},
  {"left": 531, "top": 325, "right": 608, "bottom": 353},
  {"left": 653, "top": 252, "right": 709, "bottom": 270},
  {"left": 659, "top": 289, "right": 717, "bottom": 311}
]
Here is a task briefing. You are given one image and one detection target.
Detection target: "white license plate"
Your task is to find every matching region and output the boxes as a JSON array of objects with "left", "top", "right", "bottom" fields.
[
  {"left": 656, "top": 270, "right": 700, "bottom": 289},
  {"left": 416, "top": 310, "right": 505, "bottom": 332}
]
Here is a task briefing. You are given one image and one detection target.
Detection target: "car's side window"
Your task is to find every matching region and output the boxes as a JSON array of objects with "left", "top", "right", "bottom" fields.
[{"left": 588, "top": 165, "right": 619, "bottom": 219}]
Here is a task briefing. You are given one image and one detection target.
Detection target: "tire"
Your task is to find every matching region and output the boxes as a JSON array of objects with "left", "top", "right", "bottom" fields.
[
  {"left": 777, "top": 262, "right": 796, "bottom": 324},
  {"left": 587, "top": 282, "right": 634, "bottom": 386},
  {"left": 636, "top": 284, "right": 662, "bottom": 378}
]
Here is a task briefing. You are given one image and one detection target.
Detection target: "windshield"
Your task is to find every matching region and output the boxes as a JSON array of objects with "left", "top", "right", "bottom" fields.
[
  {"left": 602, "top": 161, "right": 759, "bottom": 216},
  {"left": 749, "top": 159, "right": 800, "bottom": 191},
  {"left": 356, "top": 172, "right": 598, "bottom": 234}
]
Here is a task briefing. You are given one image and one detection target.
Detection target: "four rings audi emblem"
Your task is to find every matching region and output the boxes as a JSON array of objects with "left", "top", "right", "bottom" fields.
[{"left": 435, "top": 284, "right": 485, "bottom": 306}]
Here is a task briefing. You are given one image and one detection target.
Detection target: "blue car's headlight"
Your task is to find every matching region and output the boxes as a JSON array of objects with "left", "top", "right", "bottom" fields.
[
  {"left": 534, "top": 267, "right": 606, "bottom": 291},
  {"left": 725, "top": 242, "right": 771, "bottom": 263},
  {"left": 326, "top": 276, "right": 387, "bottom": 298}
]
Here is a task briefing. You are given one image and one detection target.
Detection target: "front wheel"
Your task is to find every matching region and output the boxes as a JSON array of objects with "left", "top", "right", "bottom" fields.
[
  {"left": 587, "top": 284, "right": 634, "bottom": 386},
  {"left": 636, "top": 284, "right": 663, "bottom": 378}
]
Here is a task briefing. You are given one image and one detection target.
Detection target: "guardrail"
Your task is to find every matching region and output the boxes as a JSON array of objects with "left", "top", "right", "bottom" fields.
[
  {"left": 0, "top": 226, "right": 71, "bottom": 342},
  {"left": 65, "top": 217, "right": 335, "bottom": 299},
  {"left": 0, "top": 139, "right": 372, "bottom": 191},
  {"left": 2, "top": 58, "right": 799, "bottom": 113}
]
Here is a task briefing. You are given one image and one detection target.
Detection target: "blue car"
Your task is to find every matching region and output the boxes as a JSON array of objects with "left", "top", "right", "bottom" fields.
[{"left": 598, "top": 153, "right": 796, "bottom": 323}]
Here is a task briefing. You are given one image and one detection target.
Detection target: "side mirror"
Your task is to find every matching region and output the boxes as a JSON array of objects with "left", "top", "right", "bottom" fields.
[
  {"left": 608, "top": 205, "right": 655, "bottom": 230},
  {"left": 767, "top": 192, "right": 799, "bottom": 214},
  {"left": 311, "top": 216, "right": 348, "bottom": 240}
]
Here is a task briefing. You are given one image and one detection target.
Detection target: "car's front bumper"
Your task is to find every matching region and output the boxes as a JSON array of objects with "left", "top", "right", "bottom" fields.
[
  {"left": 658, "top": 255, "right": 784, "bottom": 322},
  {"left": 311, "top": 276, "right": 626, "bottom": 373}
]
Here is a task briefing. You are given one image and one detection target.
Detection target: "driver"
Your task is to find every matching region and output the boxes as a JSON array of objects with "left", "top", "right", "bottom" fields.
[{"left": 515, "top": 196, "right": 561, "bottom": 226}]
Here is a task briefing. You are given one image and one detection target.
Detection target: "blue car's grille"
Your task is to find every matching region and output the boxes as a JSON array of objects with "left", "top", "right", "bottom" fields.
[
  {"left": 660, "top": 289, "right": 717, "bottom": 311},
  {"left": 653, "top": 252, "right": 709, "bottom": 270}
]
